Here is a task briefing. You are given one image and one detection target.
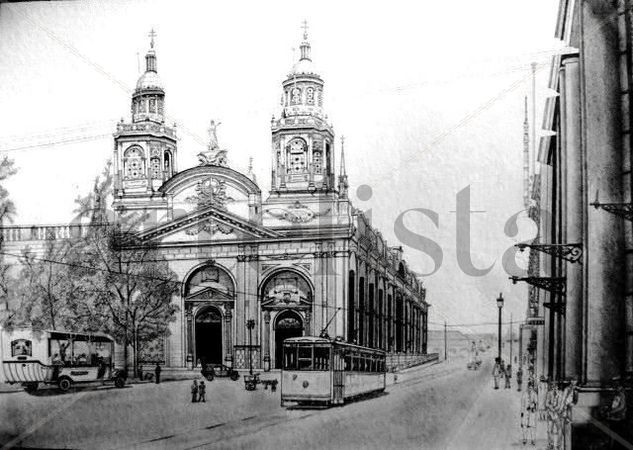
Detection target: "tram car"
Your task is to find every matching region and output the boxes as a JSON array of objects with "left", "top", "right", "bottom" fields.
[
  {"left": 281, "top": 336, "right": 386, "bottom": 407},
  {"left": 1, "top": 328, "right": 127, "bottom": 392}
]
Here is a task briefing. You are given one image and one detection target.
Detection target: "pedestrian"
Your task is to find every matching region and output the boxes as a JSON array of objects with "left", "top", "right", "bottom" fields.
[
  {"left": 198, "top": 380, "right": 206, "bottom": 403},
  {"left": 191, "top": 380, "right": 198, "bottom": 403},
  {"left": 154, "top": 363, "right": 161, "bottom": 384},
  {"left": 517, "top": 366, "right": 523, "bottom": 392},
  {"left": 520, "top": 380, "right": 538, "bottom": 446},
  {"left": 505, "top": 364, "right": 512, "bottom": 389},
  {"left": 492, "top": 359, "right": 501, "bottom": 390}
]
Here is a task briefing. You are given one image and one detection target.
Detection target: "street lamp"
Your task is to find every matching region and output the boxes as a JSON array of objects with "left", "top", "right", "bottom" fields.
[
  {"left": 246, "top": 319, "right": 255, "bottom": 376},
  {"left": 496, "top": 292, "right": 504, "bottom": 363}
]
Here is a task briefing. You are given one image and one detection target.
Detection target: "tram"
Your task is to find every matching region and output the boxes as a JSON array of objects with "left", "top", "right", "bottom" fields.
[
  {"left": 280, "top": 336, "right": 386, "bottom": 407},
  {"left": 1, "top": 328, "right": 127, "bottom": 392}
]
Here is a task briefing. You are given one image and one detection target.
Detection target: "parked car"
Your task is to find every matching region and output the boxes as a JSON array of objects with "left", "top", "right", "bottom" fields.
[{"left": 201, "top": 363, "right": 240, "bottom": 381}]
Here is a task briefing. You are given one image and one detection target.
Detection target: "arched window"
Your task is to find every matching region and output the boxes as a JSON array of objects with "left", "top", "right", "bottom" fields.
[
  {"left": 124, "top": 147, "right": 145, "bottom": 179},
  {"left": 290, "top": 87, "right": 302, "bottom": 105},
  {"left": 348, "top": 270, "right": 356, "bottom": 343},
  {"left": 261, "top": 270, "right": 312, "bottom": 307},
  {"left": 164, "top": 151, "right": 172, "bottom": 175},
  {"left": 184, "top": 264, "right": 234, "bottom": 299},
  {"left": 287, "top": 138, "right": 307, "bottom": 174}
]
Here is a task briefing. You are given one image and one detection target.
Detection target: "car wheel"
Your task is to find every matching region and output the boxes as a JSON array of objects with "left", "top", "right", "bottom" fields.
[
  {"left": 114, "top": 377, "right": 125, "bottom": 388},
  {"left": 58, "top": 378, "right": 72, "bottom": 392},
  {"left": 205, "top": 373, "right": 214, "bottom": 382},
  {"left": 230, "top": 372, "right": 239, "bottom": 381},
  {"left": 24, "top": 383, "right": 38, "bottom": 393}
]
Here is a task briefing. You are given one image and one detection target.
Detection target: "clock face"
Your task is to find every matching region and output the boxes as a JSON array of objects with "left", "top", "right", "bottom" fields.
[{"left": 289, "top": 138, "right": 305, "bottom": 153}]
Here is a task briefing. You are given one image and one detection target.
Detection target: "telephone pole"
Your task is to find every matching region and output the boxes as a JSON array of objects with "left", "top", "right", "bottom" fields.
[{"left": 444, "top": 321, "right": 448, "bottom": 361}]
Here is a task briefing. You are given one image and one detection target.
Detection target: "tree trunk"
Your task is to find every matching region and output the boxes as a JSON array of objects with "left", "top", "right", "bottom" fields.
[{"left": 132, "top": 326, "right": 138, "bottom": 379}]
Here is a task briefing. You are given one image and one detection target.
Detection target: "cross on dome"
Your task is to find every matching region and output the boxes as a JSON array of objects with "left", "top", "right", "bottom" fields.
[
  {"left": 301, "top": 20, "right": 309, "bottom": 40},
  {"left": 148, "top": 28, "right": 157, "bottom": 49}
]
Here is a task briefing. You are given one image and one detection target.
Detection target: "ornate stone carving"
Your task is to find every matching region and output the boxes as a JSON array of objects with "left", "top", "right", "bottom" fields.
[
  {"left": 261, "top": 272, "right": 311, "bottom": 309},
  {"left": 186, "top": 177, "right": 234, "bottom": 211},
  {"left": 265, "top": 201, "right": 330, "bottom": 223},
  {"left": 185, "top": 219, "right": 233, "bottom": 236}
]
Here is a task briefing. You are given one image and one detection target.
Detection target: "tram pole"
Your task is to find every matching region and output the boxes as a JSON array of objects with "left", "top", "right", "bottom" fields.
[{"left": 444, "top": 321, "right": 447, "bottom": 361}]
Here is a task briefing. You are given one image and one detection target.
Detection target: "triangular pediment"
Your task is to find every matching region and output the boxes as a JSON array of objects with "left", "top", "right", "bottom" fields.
[
  {"left": 186, "top": 286, "right": 233, "bottom": 301},
  {"left": 138, "top": 204, "right": 281, "bottom": 243}
]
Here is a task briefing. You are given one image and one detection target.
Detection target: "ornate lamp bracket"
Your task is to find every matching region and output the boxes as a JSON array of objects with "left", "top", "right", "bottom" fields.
[
  {"left": 510, "top": 276, "right": 566, "bottom": 294},
  {"left": 590, "top": 190, "right": 633, "bottom": 222},
  {"left": 516, "top": 242, "right": 583, "bottom": 263}
]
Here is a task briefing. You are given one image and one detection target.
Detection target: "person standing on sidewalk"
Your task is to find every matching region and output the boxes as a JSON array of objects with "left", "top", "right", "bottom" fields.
[
  {"left": 191, "top": 380, "right": 198, "bottom": 403},
  {"left": 520, "top": 380, "right": 538, "bottom": 446},
  {"left": 154, "top": 363, "right": 161, "bottom": 384},
  {"left": 198, "top": 380, "right": 206, "bottom": 403},
  {"left": 516, "top": 366, "right": 523, "bottom": 392},
  {"left": 492, "top": 359, "right": 502, "bottom": 390}
]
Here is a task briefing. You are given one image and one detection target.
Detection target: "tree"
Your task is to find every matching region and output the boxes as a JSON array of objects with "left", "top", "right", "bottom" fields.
[
  {"left": 72, "top": 163, "right": 179, "bottom": 378},
  {"left": 0, "top": 156, "right": 17, "bottom": 326}
]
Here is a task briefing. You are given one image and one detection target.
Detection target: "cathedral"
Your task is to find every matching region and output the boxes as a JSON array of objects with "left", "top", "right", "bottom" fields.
[{"left": 112, "top": 27, "right": 429, "bottom": 371}]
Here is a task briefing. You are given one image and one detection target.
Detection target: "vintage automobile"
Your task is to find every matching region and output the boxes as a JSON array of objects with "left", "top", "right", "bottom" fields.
[
  {"left": 1, "top": 328, "right": 127, "bottom": 392},
  {"left": 201, "top": 363, "right": 240, "bottom": 381}
]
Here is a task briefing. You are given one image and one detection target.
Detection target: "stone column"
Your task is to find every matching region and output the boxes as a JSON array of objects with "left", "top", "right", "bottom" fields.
[
  {"left": 224, "top": 303, "right": 233, "bottom": 368},
  {"left": 582, "top": 2, "right": 626, "bottom": 384},
  {"left": 560, "top": 55, "right": 583, "bottom": 380},
  {"left": 263, "top": 311, "right": 271, "bottom": 371},
  {"left": 185, "top": 304, "right": 194, "bottom": 370}
]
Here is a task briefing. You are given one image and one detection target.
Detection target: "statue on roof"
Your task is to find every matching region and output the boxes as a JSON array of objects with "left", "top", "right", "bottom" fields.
[{"left": 197, "top": 119, "right": 228, "bottom": 167}]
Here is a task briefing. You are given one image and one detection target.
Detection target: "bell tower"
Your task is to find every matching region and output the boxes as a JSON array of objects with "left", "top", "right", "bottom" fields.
[
  {"left": 271, "top": 22, "right": 335, "bottom": 194},
  {"left": 113, "top": 30, "right": 178, "bottom": 212}
]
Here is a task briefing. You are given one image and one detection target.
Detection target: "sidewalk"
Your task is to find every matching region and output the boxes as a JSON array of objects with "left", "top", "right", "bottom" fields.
[{"left": 445, "top": 378, "right": 547, "bottom": 449}]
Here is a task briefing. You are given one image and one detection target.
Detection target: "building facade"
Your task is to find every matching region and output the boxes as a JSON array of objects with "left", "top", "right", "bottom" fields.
[
  {"left": 108, "top": 28, "right": 429, "bottom": 371},
  {"left": 522, "top": 0, "right": 633, "bottom": 445}
]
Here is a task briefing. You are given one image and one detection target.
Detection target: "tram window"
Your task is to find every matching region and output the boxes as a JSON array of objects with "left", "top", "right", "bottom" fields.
[
  {"left": 298, "top": 345, "right": 313, "bottom": 370},
  {"left": 313, "top": 346, "right": 329, "bottom": 370},
  {"left": 283, "top": 346, "right": 297, "bottom": 370}
]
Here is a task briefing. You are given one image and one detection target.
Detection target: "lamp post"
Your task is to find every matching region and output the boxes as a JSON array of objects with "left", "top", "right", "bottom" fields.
[
  {"left": 496, "top": 293, "right": 504, "bottom": 363},
  {"left": 246, "top": 319, "right": 255, "bottom": 376}
]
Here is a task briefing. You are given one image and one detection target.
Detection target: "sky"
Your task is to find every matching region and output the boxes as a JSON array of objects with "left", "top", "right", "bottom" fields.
[{"left": 0, "top": 0, "right": 562, "bottom": 335}]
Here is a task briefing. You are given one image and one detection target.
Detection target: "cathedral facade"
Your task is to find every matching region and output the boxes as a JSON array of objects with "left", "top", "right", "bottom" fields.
[{"left": 112, "top": 28, "right": 429, "bottom": 371}]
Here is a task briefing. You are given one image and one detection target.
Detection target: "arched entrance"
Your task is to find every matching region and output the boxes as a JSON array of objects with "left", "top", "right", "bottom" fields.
[
  {"left": 274, "top": 311, "right": 304, "bottom": 369},
  {"left": 195, "top": 306, "right": 223, "bottom": 365}
]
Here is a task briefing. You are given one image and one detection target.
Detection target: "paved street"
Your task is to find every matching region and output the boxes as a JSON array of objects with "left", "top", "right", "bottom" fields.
[{"left": 0, "top": 358, "right": 537, "bottom": 449}]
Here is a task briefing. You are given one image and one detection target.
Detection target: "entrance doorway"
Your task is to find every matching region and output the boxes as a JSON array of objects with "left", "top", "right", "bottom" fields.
[
  {"left": 274, "top": 311, "right": 304, "bottom": 368},
  {"left": 195, "top": 306, "right": 223, "bottom": 365}
]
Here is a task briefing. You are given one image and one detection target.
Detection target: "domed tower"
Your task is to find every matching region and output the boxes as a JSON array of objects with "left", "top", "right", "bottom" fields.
[
  {"left": 113, "top": 30, "right": 178, "bottom": 208},
  {"left": 271, "top": 22, "right": 335, "bottom": 194}
]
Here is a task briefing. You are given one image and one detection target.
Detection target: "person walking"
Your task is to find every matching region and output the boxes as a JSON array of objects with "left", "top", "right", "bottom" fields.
[
  {"left": 516, "top": 365, "right": 523, "bottom": 392},
  {"left": 191, "top": 380, "right": 198, "bottom": 403},
  {"left": 198, "top": 380, "right": 206, "bottom": 403},
  {"left": 154, "top": 363, "right": 161, "bottom": 384},
  {"left": 492, "top": 359, "right": 501, "bottom": 390},
  {"left": 504, "top": 364, "right": 512, "bottom": 389}
]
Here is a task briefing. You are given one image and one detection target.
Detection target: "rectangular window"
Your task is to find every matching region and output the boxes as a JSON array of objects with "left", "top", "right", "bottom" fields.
[
  {"left": 313, "top": 346, "right": 330, "bottom": 371},
  {"left": 283, "top": 345, "right": 297, "bottom": 370},
  {"left": 297, "top": 345, "right": 313, "bottom": 370}
]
